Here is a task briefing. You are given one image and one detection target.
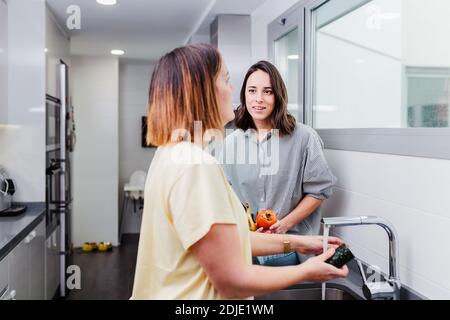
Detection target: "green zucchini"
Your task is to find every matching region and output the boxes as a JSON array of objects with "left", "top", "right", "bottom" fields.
[{"left": 326, "top": 244, "right": 354, "bottom": 268}]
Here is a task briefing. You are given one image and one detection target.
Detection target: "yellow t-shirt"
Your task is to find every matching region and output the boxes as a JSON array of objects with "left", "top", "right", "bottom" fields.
[{"left": 130, "top": 142, "right": 252, "bottom": 300}]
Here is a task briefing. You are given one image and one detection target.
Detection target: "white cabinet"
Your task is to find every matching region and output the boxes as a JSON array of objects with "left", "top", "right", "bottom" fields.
[
  {"left": 0, "top": 255, "right": 10, "bottom": 300},
  {"left": 7, "top": 219, "right": 46, "bottom": 300},
  {"left": 0, "top": 0, "right": 8, "bottom": 124},
  {"left": 45, "top": 226, "right": 60, "bottom": 300},
  {"left": 8, "top": 238, "right": 28, "bottom": 299},
  {"left": 28, "top": 221, "right": 45, "bottom": 299}
]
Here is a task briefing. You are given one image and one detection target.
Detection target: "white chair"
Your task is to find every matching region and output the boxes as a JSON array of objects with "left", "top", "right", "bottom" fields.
[{"left": 119, "top": 170, "right": 147, "bottom": 243}]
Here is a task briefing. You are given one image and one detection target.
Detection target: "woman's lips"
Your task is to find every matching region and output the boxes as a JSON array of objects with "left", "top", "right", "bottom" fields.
[{"left": 252, "top": 106, "right": 266, "bottom": 111}]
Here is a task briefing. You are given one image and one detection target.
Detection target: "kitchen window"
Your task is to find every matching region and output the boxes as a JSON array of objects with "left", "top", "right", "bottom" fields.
[
  {"left": 303, "top": 0, "right": 450, "bottom": 160},
  {"left": 268, "top": 3, "right": 304, "bottom": 123}
]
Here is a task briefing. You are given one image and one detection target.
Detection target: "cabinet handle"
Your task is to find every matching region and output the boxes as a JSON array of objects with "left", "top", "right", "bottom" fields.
[
  {"left": 25, "top": 230, "right": 37, "bottom": 244},
  {"left": 52, "top": 232, "right": 57, "bottom": 248}
]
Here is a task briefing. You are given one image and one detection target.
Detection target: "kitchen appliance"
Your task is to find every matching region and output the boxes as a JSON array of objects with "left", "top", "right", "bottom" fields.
[
  {"left": 0, "top": 166, "right": 26, "bottom": 217},
  {"left": 0, "top": 166, "right": 14, "bottom": 212},
  {"left": 45, "top": 60, "right": 74, "bottom": 298}
]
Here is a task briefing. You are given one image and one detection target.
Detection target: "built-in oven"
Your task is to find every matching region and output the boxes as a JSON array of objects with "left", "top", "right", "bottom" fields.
[
  {"left": 46, "top": 62, "right": 72, "bottom": 298},
  {"left": 46, "top": 150, "right": 62, "bottom": 227},
  {"left": 46, "top": 95, "right": 61, "bottom": 150}
]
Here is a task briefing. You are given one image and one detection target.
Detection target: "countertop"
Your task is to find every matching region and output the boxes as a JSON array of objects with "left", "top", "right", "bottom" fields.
[{"left": 0, "top": 202, "right": 46, "bottom": 261}]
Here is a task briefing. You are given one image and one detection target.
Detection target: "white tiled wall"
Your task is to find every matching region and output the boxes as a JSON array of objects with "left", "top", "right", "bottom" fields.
[{"left": 323, "top": 149, "right": 450, "bottom": 299}]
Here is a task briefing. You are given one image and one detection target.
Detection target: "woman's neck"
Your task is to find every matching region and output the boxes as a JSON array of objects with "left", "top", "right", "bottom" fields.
[
  {"left": 253, "top": 119, "right": 273, "bottom": 132},
  {"left": 253, "top": 119, "right": 273, "bottom": 141}
]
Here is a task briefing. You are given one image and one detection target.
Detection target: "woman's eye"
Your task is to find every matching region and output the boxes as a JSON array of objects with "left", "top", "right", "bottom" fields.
[
  {"left": 248, "top": 89, "right": 256, "bottom": 94},
  {"left": 264, "top": 90, "right": 273, "bottom": 95}
]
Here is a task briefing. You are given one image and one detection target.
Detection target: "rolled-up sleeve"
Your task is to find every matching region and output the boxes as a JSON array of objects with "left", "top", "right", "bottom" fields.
[{"left": 302, "top": 131, "right": 337, "bottom": 200}]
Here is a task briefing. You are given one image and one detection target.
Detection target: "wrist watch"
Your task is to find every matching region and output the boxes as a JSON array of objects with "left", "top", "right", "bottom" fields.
[{"left": 283, "top": 236, "right": 292, "bottom": 254}]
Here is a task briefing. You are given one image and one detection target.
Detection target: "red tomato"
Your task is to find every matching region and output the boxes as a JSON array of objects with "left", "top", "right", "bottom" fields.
[{"left": 256, "top": 209, "right": 278, "bottom": 230}]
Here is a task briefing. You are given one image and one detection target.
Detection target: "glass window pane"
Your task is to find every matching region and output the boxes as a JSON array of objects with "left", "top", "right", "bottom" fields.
[
  {"left": 274, "top": 28, "right": 299, "bottom": 121},
  {"left": 312, "top": 0, "right": 450, "bottom": 129}
]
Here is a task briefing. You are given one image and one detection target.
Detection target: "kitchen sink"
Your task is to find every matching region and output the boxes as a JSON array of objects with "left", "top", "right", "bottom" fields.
[{"left": 256, "top": 284, "right": 361, "bottom": 300}]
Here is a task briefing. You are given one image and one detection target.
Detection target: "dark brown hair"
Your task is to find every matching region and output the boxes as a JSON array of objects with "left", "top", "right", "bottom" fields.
[
  {"left": 235, "top": 60, "right": 296, "bottom": 136},
  {"left": 146, "top": 44, "right": 223, "bottom": 146}
]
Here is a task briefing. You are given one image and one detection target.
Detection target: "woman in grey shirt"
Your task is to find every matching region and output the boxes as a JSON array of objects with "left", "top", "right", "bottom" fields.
[{"left": 219, "top": 61, "right": 337, "bottom": 266}]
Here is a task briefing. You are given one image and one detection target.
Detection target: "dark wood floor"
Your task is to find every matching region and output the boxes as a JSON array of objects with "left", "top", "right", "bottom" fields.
[{"left": 66, "top": 234, "right": 139, "bottom": 300}]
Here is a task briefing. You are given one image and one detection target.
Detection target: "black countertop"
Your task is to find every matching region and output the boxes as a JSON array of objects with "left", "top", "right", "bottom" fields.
[{"left": 0, "top": 202, "right": 46, "bottom": 261}]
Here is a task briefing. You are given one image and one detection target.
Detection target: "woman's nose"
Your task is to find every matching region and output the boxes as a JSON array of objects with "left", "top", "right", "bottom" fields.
[{"left": 255, "top": 92, "right": 263, "bottom": 102}]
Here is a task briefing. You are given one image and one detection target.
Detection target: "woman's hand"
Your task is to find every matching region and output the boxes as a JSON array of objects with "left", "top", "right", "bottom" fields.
[
  {"left": 300, "top": 248, "right": 349, "bottom": 282},
  {"left": 255, "top": 227, "right": 272, "bottom": 233},
  {"left": 268, "top": 219, "right": 291, "bottom": 234},
  {"left": 294, "top": 235, "right": 344, "bottom": 255}
]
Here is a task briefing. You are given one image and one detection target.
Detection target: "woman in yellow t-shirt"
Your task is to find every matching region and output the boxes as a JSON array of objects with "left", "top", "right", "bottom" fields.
[{"left": 131, "top": 44, "right": 348, "bottom": 300}]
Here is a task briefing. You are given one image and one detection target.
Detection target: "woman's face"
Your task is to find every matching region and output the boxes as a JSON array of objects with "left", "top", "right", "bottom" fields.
[
  {"left": 245, "top": 70, "right": 275, "bottom": 124},
  {"left": 215, "top": 61, "right": 234, "bottom": 127}
]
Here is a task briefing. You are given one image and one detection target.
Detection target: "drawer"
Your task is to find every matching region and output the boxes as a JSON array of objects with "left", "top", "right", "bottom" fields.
[{"left": 0, "top": 256, "right": 8, "bottom": 297}]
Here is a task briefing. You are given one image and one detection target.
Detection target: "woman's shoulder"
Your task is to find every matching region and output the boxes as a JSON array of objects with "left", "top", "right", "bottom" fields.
[
  {"left": 293, "top": 122, "right": 318, "bottom": 137},
  {"left": 289, "top": 123, "right": 323, "bottom": 149},
  {"left": 160, "top": 142, "right": 220, "bottom": 166}
]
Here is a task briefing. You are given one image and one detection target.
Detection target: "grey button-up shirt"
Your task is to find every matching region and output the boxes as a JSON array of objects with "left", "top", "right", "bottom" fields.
[{"left": 215, "top": 123, "right": 337, "bottom": 236}]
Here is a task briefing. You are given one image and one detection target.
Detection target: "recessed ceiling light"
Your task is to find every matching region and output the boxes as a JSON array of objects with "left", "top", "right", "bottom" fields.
[
  {"left": 44, "top": 48, "right": 48, "bottom": 53},
  {"left": 288, "top": 55, "right": 299, "bottom": 60},
  {"left": 111, "top": 49, "right": 125, "bottom": 56},
  {"left": 97, "top": 0, "right": 117, "bottom": 5}
]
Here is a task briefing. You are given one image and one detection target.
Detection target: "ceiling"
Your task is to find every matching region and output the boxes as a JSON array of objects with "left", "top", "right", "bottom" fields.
[{"left": 46, "top": 0, "right": 266, "bottom": 61}]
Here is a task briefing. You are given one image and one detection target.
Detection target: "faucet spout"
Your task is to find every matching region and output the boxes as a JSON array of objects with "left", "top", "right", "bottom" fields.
[{"left": 322, "top": 215, "right": 401, "bottom": 300}]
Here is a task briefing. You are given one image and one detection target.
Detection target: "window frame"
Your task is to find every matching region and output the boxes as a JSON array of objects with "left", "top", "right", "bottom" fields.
[
  {"left": 268, "top": 2, "right": 305, "bottom": 123},
  {"left": 298, "top": 0, "right": 450, "bottom": 160}
]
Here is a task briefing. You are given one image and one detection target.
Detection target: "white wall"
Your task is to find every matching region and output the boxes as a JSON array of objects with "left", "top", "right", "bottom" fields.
[
  {"left": 0, "top": 0, "right": 46, "bottom": 202},
  {"left": 71, "top": 56, "right": 119, "bottom": 247},
  {"left": 322, "top": 150, "right": 450, "bottom": 299},
  {"left": 251, "top": 0, "right": 299, "bottom": 63},
  {"left": 0, "top": 0, "right": 8, "bottom": 125},
  {"left": 213, "top": 15, "right": 252, "bottom": 104},
  {"left": 119, "top": 60, "right": 155, "bottom": 234}
]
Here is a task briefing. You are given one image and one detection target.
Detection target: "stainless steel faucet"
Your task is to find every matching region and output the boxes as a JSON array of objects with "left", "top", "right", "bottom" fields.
[{"left": 322, "top": 216, "right": 401, "bottom": 300}]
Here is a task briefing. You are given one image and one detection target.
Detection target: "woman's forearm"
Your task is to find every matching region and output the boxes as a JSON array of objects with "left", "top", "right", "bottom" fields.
[
  {"left": 283, "top": 196, "right": 322, "bottom": 229},
  {"left": 225, "top": 263, "right": 309, "bottom": 299},
  {"left": 250, "top": 232, "right": 306, "bottom": 256}
]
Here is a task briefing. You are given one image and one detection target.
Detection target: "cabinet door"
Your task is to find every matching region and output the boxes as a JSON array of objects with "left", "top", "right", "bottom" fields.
[
  {"left": 0, "top": 0, "right": 8, "bottom": 124},
  {"left": 29, "top": 220, "right": 45, "bottom": 300},
  {"left": 45, "top": 226, "right": 60, "bottom": 300},
  {"left": 0, "top": 256, "right": 8, "bottom": 299},
  {"left": 8, "top": 240, "right": 29, "bottom": 300}
]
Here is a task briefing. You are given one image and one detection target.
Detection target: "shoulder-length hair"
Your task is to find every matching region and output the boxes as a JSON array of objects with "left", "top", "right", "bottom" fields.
[
  {"left": 234, "top": 60, "right": 296, "bottom": 136},
  {"left": 146, "top": 44, "right": 223, "bottom": 146}
]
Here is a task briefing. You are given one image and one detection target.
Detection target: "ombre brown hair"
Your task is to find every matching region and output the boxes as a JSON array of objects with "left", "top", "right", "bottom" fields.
[
  {"left": 235, "top": 60, "right": 296, "bottom": 136},
  {"left": 146, "top": 44, "right": 223, "bottom": 146}
]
